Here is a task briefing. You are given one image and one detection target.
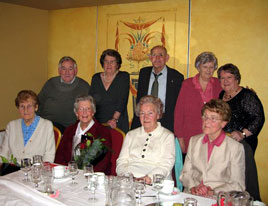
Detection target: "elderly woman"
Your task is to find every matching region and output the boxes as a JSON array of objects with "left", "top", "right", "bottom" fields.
[
  {"left": 55, "top": 94, "right": 112, "bottom": 174},
  {"left": 180, "top": 99, "right": 245, "bottom": 196},
  {"left": 116, "top": 95, "right": 175, "bottom": 184},
  {"left": 89, "top": 49, "right": 130, "bottom": 134},
  {"left": 174, "top": 52, "right": 222, "bottom": 155},
  {"left": 218, "top": 63, "right": 265, "bottom": 155},
  {"left": 0, "top": 90, "right": 55, "bottom": 163}
]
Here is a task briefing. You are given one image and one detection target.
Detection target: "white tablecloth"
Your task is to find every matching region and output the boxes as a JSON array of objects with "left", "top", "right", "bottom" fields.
[{"left": 0, "top": 170, "right": 216, "bottom": 206}]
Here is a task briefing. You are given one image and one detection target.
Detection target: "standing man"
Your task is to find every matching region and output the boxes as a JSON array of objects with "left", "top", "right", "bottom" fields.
[
  {"left": 131, "top": 45, "right": 184, "bottom": 132},
  {"left": 38, "top": 56, "right": 90, "bottom": 132}
]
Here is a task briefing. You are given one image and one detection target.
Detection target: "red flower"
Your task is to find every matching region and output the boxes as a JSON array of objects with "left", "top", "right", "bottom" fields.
[{"left": 80, "top": 142, "right": 86, "bottom": 150}]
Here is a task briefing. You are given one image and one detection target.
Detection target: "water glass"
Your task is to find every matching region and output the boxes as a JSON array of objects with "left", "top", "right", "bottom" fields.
[
  {"left": 83, "top": 164, "right": 94, "bottom": 190},
  {"left": 134, "top": 179, "right": 146, "bottom": 205},
  {"left": 88, "top": 174, "right": 98, "bottom": 202},
  {"left": 153, "top": 174, "right": 164, "bottom": 201},
  {"left": 184, "top": 197, "right": 198, "bottom": 206},
  {"left": 31, "top": 166, "right": 41, "bottom": 189},
  {"left": 68, "top": 161, "right": 78, "bottom": 185},
  {"left": 33, "top": 155, "right": 43, "bottom": 168},
  {"left": 42, "top": 164, "right": 54, "bottom": 194},
  {"left": 21, "top": 158, "right": 31, "bottom": 182}
]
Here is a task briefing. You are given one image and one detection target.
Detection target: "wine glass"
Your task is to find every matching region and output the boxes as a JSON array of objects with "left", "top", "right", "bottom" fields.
[
  {"left": 83, "top": 164, "right": 94, "bottom": 190},
  {"left": 68, "top": 161, "right": 78, "bottom": 185},
  {"left": 134, "top": 179, "right": 146, "bottom": 205},
  {"left": 32, "top": 155, "right": 43, "bottom": 168},
  {"left": 153, "top": 174, "right": 164, "bottom": 201},
  {"left": 88, "top": 174, "right": 98, "bottom": 202},
  {"left": 21, "top": 158, "right": 31, "bottom": 182},
  {"left": 31, "top": 166, "right": 41, "bottom": 189},
  {"left": 184, "top": 197, "right": 198, "bottom": 206}
]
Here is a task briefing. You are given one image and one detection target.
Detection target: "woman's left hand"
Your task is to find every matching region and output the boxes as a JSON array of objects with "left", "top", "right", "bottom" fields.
[
  {"left": 230, "top": 131, "right": 244, "bottom": 142},
  {"left": 107, "top": 119, "right": 117, "bottom": 129},
  {"left": 135, "top": 175, "right": 152, "bottom": 184}
]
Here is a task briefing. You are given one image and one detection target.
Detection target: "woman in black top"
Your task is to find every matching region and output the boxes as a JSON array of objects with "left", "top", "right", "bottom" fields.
[{"left": 89, "top": 49, "right": 130, "bottom": 134}]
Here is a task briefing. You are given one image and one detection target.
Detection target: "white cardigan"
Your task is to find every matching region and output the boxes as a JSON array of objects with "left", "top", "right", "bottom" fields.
[
  {"left": 116, "top": 123, "right": 175, "bottom": 180},
  {"left": 0, "top": 117, "right": 55, "bottom": 163}
]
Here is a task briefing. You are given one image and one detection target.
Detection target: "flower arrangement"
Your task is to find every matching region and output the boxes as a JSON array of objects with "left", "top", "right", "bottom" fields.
[
  {"left": 73, "top": 132, "right": 108, "bottom": 169},
  {"left": 0, "top": 154, "right": 18, "bottom": 166}
]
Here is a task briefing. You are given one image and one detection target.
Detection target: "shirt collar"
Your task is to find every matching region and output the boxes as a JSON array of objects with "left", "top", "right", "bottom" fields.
[
  {"left": 60, "top": 76, "right": 76, "bottom": 84},
  {"left": 152, "top": 65, "right": 167, "bottom": 75},
  {"left": 202, "top": 130, "right": 226, "bottom": 147}
]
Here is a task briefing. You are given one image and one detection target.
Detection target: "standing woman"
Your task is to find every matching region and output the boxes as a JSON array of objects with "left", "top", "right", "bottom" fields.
[
  {"left": 174, "top": 52, "right": 222, "bottom": 155},
  {"left": 89, "top": 49, "right": 130, "bottom": 134},
  {"left": 218, "top": 63, "right": 265, "bottom": 155}
]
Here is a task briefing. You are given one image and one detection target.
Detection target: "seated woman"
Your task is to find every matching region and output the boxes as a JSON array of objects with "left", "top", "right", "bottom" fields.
[
  {"left": 180, "top": 99, "right": 245, "bottom": 196},
  {"left": 0, "top": 90, "right": 55, "bottom": 163},
  {"left": 116, "top": 95, "right": 175, "bottom": 184},
  {"left": 55, "top": 94, "right": 112, "bottom": 174}
]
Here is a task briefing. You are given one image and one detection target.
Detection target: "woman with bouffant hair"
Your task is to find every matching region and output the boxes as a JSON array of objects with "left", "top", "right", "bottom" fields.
[{"left": 0, "top": 90, "right": 55, "bottom": 163}]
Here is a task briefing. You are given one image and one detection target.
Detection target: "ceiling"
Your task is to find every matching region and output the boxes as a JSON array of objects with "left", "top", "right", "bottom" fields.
[{"left": 0, "top": 0, "right": 160, "bottom": 10}]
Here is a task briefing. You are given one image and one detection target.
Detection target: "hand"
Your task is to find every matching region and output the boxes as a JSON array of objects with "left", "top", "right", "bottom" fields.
[
  {"left": 230, "top": 131, "right": 244, "bottom": 142},
  {"left": 178, "top": 138, "right": 186, "bottom": 153},
  {"left": 135, "top": 175, "right": 152, "bottom": 185},
  {"left": 191, "top": 182, "right": 213, "bottom": 197},
  {"left": 107, "top": 119, "right": 117, "bottom": 129}
]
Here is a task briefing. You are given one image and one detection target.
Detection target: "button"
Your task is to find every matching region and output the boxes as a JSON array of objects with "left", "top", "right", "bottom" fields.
[
  {"left": 143, "top": 149, "right": 146, "bottom": 152},
  {"left": 142, "top": 155, "right": 145, "bottom": 158},
  {"left": 146, "top": 138, "right": 149, "bottom": 141},
  {"left": 144, "top": 144, "right": 147, "bottom": 146},
  {"left": 149, "top": 134, "right": 152, "bottom": 136}
]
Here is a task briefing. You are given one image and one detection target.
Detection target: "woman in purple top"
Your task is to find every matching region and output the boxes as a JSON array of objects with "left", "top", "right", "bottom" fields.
[{"left": 174, "top": 52, "right": 222, "bottom": 155}]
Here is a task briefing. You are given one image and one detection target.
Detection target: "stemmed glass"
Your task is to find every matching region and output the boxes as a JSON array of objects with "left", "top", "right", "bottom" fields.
[
  {"left": 21, "top": 158, "right": 31, "bottom": 182},
  {"left": 153, "top": 174, "right": 164, "bottom": 202},
  {"left": 88, "top": 174, "right": 98, "bottom": 202},
  {"left": 134, "top": 179, "right": 146, "bottom": 205},
  {"left": 83, "top": 164, "right": 94, "bottom": 190},
  {"left": 31, "top": 166, "right": 42, "bottom": 189},
  {"left": 32, "top": 155, "right": 43, "bottom": 168},
  {"left": 68, "top": 161, "right": 79, "bottom": 185}
]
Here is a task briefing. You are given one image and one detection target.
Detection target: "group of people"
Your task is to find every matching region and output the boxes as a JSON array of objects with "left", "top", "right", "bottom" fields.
[{"left": 0, "top": 45, "right": 265, "bottom": 200}]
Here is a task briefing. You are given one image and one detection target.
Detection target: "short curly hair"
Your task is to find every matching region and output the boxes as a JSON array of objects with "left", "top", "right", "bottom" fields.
[
  {"left": 217, "top": 63, "right": 241, "bottom": 84},
  {"left": 15, "top": 90, "right": 39, "bottom": 108},
  {"left": 100, "top": 49, "right": 122, "bottom": 69},
  {"left": 195, "top": 51, "right": 218, "bottom": 70}
]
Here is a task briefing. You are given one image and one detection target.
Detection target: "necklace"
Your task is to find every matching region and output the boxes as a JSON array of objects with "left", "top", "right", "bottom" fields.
[
  {"left": 223, "top": 86, "right": 241, "bottom": 100},
  {"left": 102, "top": 71, "right": 118, "bottom": 83}
]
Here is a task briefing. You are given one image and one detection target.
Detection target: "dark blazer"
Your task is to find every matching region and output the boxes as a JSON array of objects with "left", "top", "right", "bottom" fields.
[
  {"left": 131, "top": 66, "right": 184, "bottom": 132},
  {"left": 54, "top": 119, "right": 112, "bottom": 175}
]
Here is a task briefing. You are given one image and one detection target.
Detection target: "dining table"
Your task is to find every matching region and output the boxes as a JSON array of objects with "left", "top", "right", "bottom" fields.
[{"left": 0, "top": 168, "right": 217, "bottom": 206}]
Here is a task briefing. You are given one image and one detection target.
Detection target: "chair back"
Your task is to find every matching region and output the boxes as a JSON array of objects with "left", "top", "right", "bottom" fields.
[
  {"left": 102, "top": 124, "right": 125, "bottom": 175},
  {"left": 53, "top": 126, "right": 62, "bottom": 150}
]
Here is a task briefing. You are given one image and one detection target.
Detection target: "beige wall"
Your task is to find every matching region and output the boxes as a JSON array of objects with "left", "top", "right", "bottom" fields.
[{"left": 0, "top": 2, "right": 48, "bottom": 129}]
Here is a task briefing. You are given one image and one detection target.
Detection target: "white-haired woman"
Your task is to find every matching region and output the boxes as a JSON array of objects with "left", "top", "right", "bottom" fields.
[
  {"left": 116, "top": 95, "right": 175, "bottom": 184},
  {"left": 55, "top": 94, "right": 112, "bottom": 174}
]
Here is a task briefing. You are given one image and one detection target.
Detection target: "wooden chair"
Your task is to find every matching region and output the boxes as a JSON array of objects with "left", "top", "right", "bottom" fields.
[
  {"left": 102, "top": 124, "right": 125, "bottom": 175},
  {"left": 53, "top": 126, "right": 62, "bottom": 150}
]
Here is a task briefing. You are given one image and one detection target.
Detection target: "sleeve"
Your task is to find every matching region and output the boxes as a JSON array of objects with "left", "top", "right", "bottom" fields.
[
  {"left": 0, "top": 123, "right": 11, "bottom": 162},
  {"left": 43, "top": 121, "right": 56, "bottom": 163},
  {"left": 174, "top": 81, "right": 186, "bottom": 138},
  {"left": 242, "top": 91, "right": 265, "bottom": 135},
  {"left": 94, "top": 127, "right": 112, "bottom": 174},
  {"left": 116, "top": 132, "right": 131, "bottom": 176},
  {"left": 115, "top": 72, "right": 130, "bottom": 113},
  {"left": 146, "top": 132, "right": 175, "bottom": 179}
]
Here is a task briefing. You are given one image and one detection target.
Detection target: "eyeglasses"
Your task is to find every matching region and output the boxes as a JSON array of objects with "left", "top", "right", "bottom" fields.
[
  {"left": 202, "top": 115, "right": 221, "bottom": 123},
  {"left": 60, "top": 66, "right": 75, "bottom": 72},
  {"left": 139, "top": 111, "right": 156, "bottom": 117},
  {"left": 150, "top": 53, "right": 166, "bottom": 58},
  {"left": 78, "top": 107, "right": 92, "bottom": 112},
  {"left": 19, "top": 104, "right": 34, "bottom": 111},
  {"left": 104, "top": 60, "right": 117, "bottom": 65}
]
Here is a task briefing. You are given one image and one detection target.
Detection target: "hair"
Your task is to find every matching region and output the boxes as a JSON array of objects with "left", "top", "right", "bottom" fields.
[
  {"left": 100, "top": 49, "right": 122, "bottom": 69},
  {"left": 195, "top": 52, "right": 218, "bottom": 70},
  {"left": 135, "top": 95, "right": 164, "bottom": 118},
  {"left": 217, "top": 63, "right": 241, "bottom": 84},
  {"left": 150, "top": 45, "right": 168, "bottom": 55},
  {"left": 201, "top": 99, "right": 231, "bottom": 122},
  {"left": 15, "top": 90, "right": 39, "bottom": 108},
  {"left": 73, "top": 94, "right": 96, "bottom": 114},
  {"left": 58, "top": 56, "right": 77, "bottom": 69}
]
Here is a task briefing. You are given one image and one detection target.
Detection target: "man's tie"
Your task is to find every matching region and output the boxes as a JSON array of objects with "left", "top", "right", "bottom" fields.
[{"left": 151, "top": 73, "right": 162, "bottom": 97}]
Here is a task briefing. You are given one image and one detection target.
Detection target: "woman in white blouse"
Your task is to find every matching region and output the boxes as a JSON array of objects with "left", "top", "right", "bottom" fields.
[{"left": 116, "top": 95, "right": 175, "bottom": 184}]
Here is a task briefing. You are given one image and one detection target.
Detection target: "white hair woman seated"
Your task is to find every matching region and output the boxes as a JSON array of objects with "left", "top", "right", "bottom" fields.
[{"left": 116, "top": 95, "right": 175, "bottom": 184}]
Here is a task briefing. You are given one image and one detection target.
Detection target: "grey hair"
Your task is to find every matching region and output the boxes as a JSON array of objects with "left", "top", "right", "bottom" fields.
[
  {"left": 73, "top": 94, "right": 96, "bottom": 114},
  {"left": 58, "top": 56, "right": 77, "bottom": 69},
  {"left": 150, "top": 45, "right": 167, "bottom": 55},
  {"left": 135, "top": 95, "right": 163, "bottom": 118},
  {"left": 195, "top": 52, "right": 218, "bottom": 70}
]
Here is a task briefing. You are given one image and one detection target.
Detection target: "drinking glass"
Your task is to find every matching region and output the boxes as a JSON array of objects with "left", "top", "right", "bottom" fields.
[
  {"left": 83, "top": 164, "right": 94, "bottom": 190},
  {"left": 33, "top": 155, "right": 43, "bottom": 168},
  {"left": 42, "top": 164, "right": 54, "bottom": 194},
  {"left": 134, "top": 179, "right": 146, "bottom": 205},
  {"left": 153, "top": 174, "right": 164, "bottom": 201},
  {"left": 184, "top": 197, "right": 198, "bottom": 206},
  {"left": 68, "top": 161, "right": 78, "bottom": 185},
  {"left": 88, "top": 174, "right": 98, "bottom": 202},
  {"left": 21, "top": 158, "right": 31, "bottom": 182},
  {"left": 31, "top": 166, "right": 41, "bottom": 189}
]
